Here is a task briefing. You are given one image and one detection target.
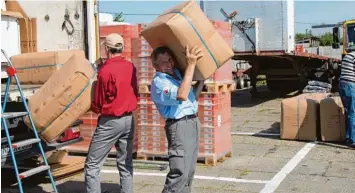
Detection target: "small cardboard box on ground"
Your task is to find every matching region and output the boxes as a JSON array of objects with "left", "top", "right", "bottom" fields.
[
  {"left": 10, "top": 50, "right": 85, "bottom": 84},
  {"left": 320, "top": 96, "right": 346, "bottom": 142},
  {"left": 280, "top": 93, "right": 329, "bottom": 141},
  {"left": 141, "top": 0, "right": 234, "bottom": 80},
  {"left": 25, "top": 53, "right": 96, "bottom": 143}
]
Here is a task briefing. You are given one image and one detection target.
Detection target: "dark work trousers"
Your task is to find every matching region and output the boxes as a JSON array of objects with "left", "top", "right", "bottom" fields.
[
  {"left": 84, "top": 115, "right": 134, "bottom": 193},
  {"left": 162, "top": 117, "right": 201, "bottom": 193}
]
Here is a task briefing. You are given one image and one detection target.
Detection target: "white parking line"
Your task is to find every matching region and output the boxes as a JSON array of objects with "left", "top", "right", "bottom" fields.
[
  {"left": 231, "top": 132, "right": 280, "bottom": 136},
  {"left": 101, "top": 170, "right": 269, "bottom": 184},
  {"left": 259, "top": 142, "right": 316, "bottom": 193}
]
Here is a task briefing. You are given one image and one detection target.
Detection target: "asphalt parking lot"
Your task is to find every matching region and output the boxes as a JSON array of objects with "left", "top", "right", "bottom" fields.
[{"left": 2, "top": 87, "right": 355, "bottom": 193}]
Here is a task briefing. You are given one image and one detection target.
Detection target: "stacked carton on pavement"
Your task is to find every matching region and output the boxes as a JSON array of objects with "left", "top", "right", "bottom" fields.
[{"left": 281, "top": 93, "right": 346, "bottom": 142}]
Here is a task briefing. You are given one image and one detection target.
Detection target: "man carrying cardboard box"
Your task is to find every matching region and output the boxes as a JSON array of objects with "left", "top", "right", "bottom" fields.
[
  {"left": 339, "top": 51, "right": 355, "bottom": 148},
  {"left": 85, "top": 33, "right": 138, "bottom": 193},
  {"left": 150, "top": 45, "right": 205, "bottom": 193}
]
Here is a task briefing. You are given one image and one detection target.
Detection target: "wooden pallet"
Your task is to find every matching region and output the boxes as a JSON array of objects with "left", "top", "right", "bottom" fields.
[
  {"left": 203, "top": 82, "right": 235, "bottom": 93},
  {"left": 136, "top": 150, "right": 233, "bottom": 166},
  {"left": 203, "top": 151, "right": 233, "bottom": 166},
  {"left": 138, "top": 82, "right": 235, "bottom": 94},
  {"left": 138, "top": 84, "right": 151, "bottom": 94}
]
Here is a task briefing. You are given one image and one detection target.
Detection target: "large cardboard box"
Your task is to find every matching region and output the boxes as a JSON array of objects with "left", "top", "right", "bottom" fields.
[
  {"left": 10, "top": 50, "right": 85, "bottom": 84},
  {"left": 24, "top": 53, "right": 96, "bottom": 143},
  {"left": 320, "top": 96, "right": 346, "bottom": 142},
  {"left": 140, "top": 1, "right": 234, "bottom": 80},
  {"left": 280, "top": 93, "right": 329, "bottom": 141}
]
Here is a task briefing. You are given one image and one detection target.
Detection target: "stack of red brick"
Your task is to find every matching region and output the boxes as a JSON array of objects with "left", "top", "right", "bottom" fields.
[
  {"left": 70, "top": 21, "right": 233, "bottom": 162},
  {"left": 132, "top": 24, "right": 155, "bottom": 85},
  {"left": 99, "top": 24, "right": 139, "bottom": 61},
  {"left": 206, "top": 21, "right": 233, "bottom": 84}
]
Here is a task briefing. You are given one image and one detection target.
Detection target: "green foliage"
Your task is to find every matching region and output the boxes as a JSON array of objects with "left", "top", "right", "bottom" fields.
[
  {"left": 114, "top": 12, "right": 124, "bottom": 22},
  {"left": 319, "top": 32, "right": 333, "bottom": 46},
  {"left": 295, "top": 31, "right": 343, "bottom": 46}
]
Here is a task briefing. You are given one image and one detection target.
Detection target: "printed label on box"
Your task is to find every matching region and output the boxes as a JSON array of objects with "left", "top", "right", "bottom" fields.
[
  {"left": 203, "top": 128, "right": 213, "bottom": 133},
  {"left": 204, "top": 145, "right": 213, "bottom": 150},
  {"left": 152, "top": 126, "right": 160, "bottom": 131},
  {"left": 204, "top": 117, "right": 212, "bottom": 121},
  {"left": 204, "top": 122, "right": 212, "bottom": 127},
  {"left": 141, "top": 39, "right": 148, "bottom": 45},
  {"left": 153, "top": 137, "right": 161, "bottom": 141},
  {"left": 153, "top": 131, "right": 160, "bottom": 136},
  {"left": 203, "top": 134, "right": 212, "bottom": 138},
  {"left": 141, "top": 61, "right": 149, "bottom": 67},
  {"left": 204, "top": 111, "right": 212, "bottom": 116},
  {"left": 141, "top": 131, "right": 148, "bottom": 136},
  {"left": 140, "top": 51, "right": 150, "bottom": 57},
  {"left": 204, "top": 106, "right": 212, "bottom": 110},
  {"left": 204, "top": 139, "right": 213, "bottom": 144},
  {"left": 140, "top": 67, "right": 148, "bottom": 72},
  {"left": 140, "top": 142, "right": 148, "bottom": 146},
  {"left": 204, "top": 100, "right": 212, "bottom": 105},
  {"left": 140, "top": 104, "right": 147, "bottom": 108},
  {"left": 202, "top": 150, "right": 213, "bottom": 155},
  {"left": 153, "top": 142, "right": 160, "bottom": 147}
]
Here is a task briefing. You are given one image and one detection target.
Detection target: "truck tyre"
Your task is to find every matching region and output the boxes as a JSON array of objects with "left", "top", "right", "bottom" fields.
[{"left": 237, "top": 76, "right": 245, "bottom": 89}]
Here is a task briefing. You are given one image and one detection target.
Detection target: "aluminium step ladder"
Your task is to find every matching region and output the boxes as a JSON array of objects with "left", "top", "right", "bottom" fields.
[{"left": 1, "top": 49, "right": 58, "bottom": 193}]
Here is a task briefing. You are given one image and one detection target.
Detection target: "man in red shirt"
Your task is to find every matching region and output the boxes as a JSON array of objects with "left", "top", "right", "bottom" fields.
[{"left": 85, "top": 33, "right": 138, "bottom": 193}]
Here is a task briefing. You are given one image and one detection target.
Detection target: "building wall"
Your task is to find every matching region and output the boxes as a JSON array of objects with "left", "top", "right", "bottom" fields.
[{"left": 17, "top": 1, "right": 85, "bottom": 52}]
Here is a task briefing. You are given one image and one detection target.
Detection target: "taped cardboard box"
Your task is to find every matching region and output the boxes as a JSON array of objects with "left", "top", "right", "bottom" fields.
[
  {"left": 281, "top": 93, "right": 329, "bottom": 141},
  {"left": 141, "top": 1, "right": 234, "bottom": 80},
  {"left": 10, "top": 50, "right": 85, "bottom": 84},
  {"left": 320, "top": 96, "right": 346, "bottom": 142},
  {"left": 25, "top": 53, "right": 96, "bottom": 143}
]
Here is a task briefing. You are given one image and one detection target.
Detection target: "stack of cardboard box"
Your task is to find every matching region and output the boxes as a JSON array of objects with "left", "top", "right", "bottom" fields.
[
  {"left": 281, "top": 93, "right": 346, "bottom": 142},
  {"left": 10, "top": 51, "right": 96, "bottom": 143}
]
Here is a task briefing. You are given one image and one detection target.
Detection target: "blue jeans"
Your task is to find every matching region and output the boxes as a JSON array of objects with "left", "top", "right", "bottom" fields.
[{"left": 339, "top": 81, "right": 355, "bottom": 144}]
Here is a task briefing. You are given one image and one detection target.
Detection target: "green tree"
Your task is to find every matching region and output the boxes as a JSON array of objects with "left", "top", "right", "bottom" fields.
[
  {"left": 114, "top": 12, "right": 124, "bottom": 22},
  {"left": 319, "top": 32, "right": 333, "bottom": 46},
  {"left": 295, "top": 31, "right": 343, "bottom": 46},
  {"left": 295, "top": 31, "right": 313, "bottom": 42}
]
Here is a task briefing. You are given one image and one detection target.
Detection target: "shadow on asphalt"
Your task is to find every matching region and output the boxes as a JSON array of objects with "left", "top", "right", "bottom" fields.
[
  {"left": 231, "top": 86, "right": 299, "bottom": 108},
  {"left": 2, "top": 180, "right": 121, "bottom": 193}
]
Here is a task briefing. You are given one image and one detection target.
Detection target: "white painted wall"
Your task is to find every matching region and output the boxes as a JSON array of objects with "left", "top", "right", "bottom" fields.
[
  {"left": 17, "top": 1, "right": 86, "bottom": 52},
  {"left": 1, "top": 0, "right": 6, "bottom": 11},
  {"left": 1, "top": 16, "right": 21, "bottom": 62}
]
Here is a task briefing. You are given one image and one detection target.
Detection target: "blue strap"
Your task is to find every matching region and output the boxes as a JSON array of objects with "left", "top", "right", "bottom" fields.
[
  {"left": 296, "top": 96, "right": 300, "bottom": 140},
  {"left": 160, "top": 11, "right": 220, "bottom": 68},
  {"left": 337, "top": 96, "right": 342, "bottom": 140},
  {"left": 38, "top": 63, "right": 97, "bottom": 134},
  {"left": 17, "top": 64, "right": 63, "bottom": 70}
]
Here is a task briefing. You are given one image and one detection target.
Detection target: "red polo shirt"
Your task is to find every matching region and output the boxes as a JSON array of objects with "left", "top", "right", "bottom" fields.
[{"left": 91, "top": 56, "right": 138, "bottom": 116}]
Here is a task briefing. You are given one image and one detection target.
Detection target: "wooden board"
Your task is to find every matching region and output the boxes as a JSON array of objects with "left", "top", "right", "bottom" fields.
[
  {"left": 49, "top": 156, "right": 85, "bottom": 179},
  {"left": 136, "top": 150, "right": 233, "bottom": 167},
  {"left": 138, "top": 82, "right": 235, "bottom": 94}
]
